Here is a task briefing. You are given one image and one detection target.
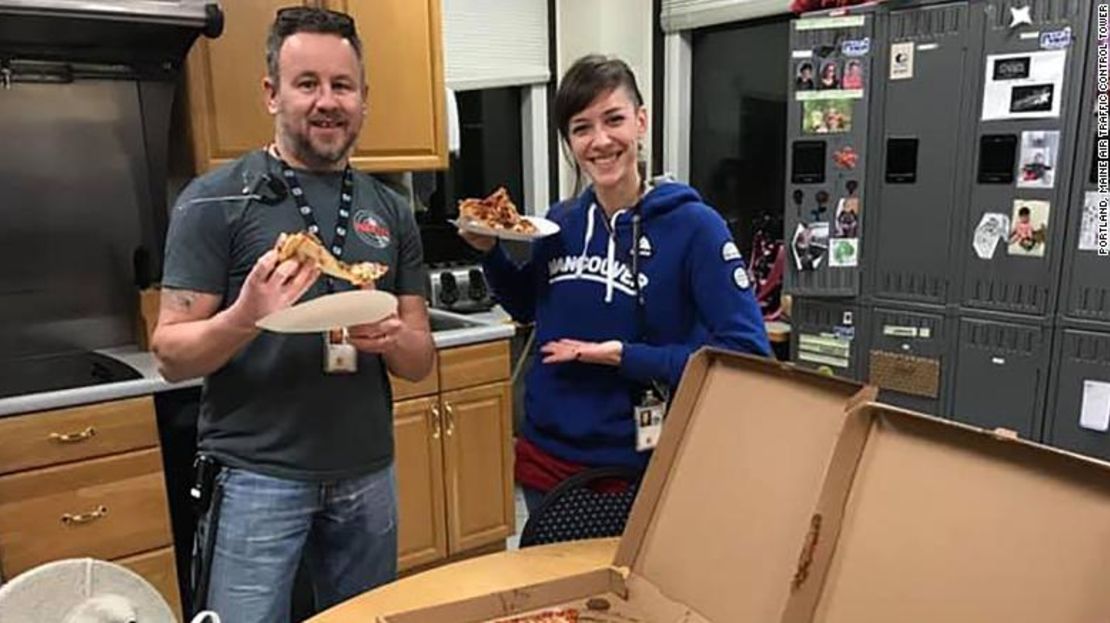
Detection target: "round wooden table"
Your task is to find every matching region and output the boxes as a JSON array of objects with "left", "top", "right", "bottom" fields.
[{"left": 308, "top": 538, "right": 620, "bottom": 622}]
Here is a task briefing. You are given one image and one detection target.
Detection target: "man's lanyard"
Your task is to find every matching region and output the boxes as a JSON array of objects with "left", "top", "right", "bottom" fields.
[{"left": 272, "top": 147, "right": 354, "bottom": 292}]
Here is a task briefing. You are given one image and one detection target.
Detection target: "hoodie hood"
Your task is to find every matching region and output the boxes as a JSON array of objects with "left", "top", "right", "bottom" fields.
[
  {"left": 570, "top": 180, "right": 706, "bottom": 303},
  {"left": 579, "top": 177, "right": 703, "bottom": 221}
]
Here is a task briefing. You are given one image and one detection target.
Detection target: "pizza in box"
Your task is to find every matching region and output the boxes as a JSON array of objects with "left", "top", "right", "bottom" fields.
[
  {"left": 487, "top": 596, "right": 634, "bottom": 622},
  {"left": 489, "top": 608, "right": 578, "bottom": 622}
]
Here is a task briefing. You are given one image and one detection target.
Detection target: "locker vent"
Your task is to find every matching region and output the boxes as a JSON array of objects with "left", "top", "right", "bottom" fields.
[
  {"left": 1063, "top": 331, "right": 1110, "bottom": 366},
  {"left": 793, "top": 22, "right": 868, "bottom": 49},
  {"left": 969, "top": 278, "right": 1047, "bottom": 315},
  {"left": 1074, "top": 286, "right": 1110, "bottom": 322},
  {"left": 961, "top": 320, "right": 1041, "bottom": 356},
  {"left": 799, "top": 301, "right": 840, "bottom": 327},
  {"left": 891, "top": 4, "right": 965, "bottom": 39},
  {"left": 791, "top": 267, "right": 859, "bottom": 297},
  {"left": 877, "top": 270, "right": 946, "bottom": 302}
]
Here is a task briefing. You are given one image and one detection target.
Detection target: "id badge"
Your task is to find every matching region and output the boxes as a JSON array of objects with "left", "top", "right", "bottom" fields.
[
  {"left": 323, "top": 328, "right": 357, "bottom": 374},
  {"left": 634, "top": 391, "right": 666, "bottom": 452}
]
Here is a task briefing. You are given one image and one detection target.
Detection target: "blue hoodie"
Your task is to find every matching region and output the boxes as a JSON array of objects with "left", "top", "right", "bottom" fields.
[{"left": 482, "top": 181, "right": 770, "bottom": 469}]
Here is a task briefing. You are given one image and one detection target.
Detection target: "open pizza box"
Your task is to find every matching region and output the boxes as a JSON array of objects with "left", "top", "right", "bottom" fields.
[
  {"left": 781, "top": 402, "right": 1110, "bottom": 622},
  {"left": 376, "top": 349, "right": 877, "bottom": 623}
]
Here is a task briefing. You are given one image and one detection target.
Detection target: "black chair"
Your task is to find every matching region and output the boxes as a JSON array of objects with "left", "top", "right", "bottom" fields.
[{"left": 518, "top": 466, "right": 644, "bottom": 548}]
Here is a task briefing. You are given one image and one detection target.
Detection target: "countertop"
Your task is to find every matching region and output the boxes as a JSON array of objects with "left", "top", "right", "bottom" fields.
[
  {"left": 0, "top": 308, "right": 515, "bottom": 418},
  {"left": 427, "top": 306, "right": 516, "bottom": 348},
  {"left": 0, "top": 346, "right": 202, "bottom": 417}
]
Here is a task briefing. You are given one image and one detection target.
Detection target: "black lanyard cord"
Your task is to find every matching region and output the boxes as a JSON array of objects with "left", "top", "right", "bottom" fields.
[
  {"left": 629, "top": 212, "right": 669, "bottom": 402},
  {"left": 631, "top": 211, "right": 647, "bottom": 343},
  {"left": 271, "top": 147, "right": 355, "bottom": 292}
]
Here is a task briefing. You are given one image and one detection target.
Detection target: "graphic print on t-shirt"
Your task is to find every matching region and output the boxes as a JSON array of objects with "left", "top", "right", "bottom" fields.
[{"left": 353, "top": 209, "right": 392, "bottom": 248}]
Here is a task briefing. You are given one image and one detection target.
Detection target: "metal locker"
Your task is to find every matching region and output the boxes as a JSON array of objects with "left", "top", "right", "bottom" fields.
[
  {"left": 865, "top": 2, "right": 975, "bottom": 305},
  {"left": 784, "top": 8, "right": 875, "bottom": 297},
  {"left": 950, "top": 313, "right": 1052, "bottom": 440},
  {"left": 1045, "top": 324, "right": 1110, "bottom": 462},
  {"left": 865, "top": 304, "right": 953, "bottom": 416},
  {"left": 957, "top": 0, "right": 1090, "bottom": 316},
  {"left": 1058, "top": 0, "right": 1110, "bottom": 323},
  {"left": 790, "top": 297, "right": 869, "bottom": 381}
]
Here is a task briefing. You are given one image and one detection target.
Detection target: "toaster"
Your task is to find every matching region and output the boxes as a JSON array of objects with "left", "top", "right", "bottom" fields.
[{"left": 426, "top": 264, "right": 495, "bottom": 313}]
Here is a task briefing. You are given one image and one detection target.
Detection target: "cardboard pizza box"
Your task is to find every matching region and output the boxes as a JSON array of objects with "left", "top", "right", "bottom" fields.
[
  {"left": 782, "top": 403, "right": 1110, "bottom": 622},
  {"left": 376, "top": 349, "right": 877, "bottom": 623}
]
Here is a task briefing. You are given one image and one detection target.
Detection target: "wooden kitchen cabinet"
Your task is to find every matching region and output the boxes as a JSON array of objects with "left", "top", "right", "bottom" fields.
[
  {"left": 391, "top": 341, "right": 515, "bottom": 573},
  {"left": 0, "top": 397, "right": 181, "bottom": 618},
  {"left": 441, "top": 382, "right": 514, "bottom": 555},
  {"left": 183, "top": 0, "right": 447, "bottom": 173},
  {"left": 393, "top": 395, "right": 447, "bottom": 571},
  {"left": 325, "top": 0, "right": 447, "bottom": 172}
]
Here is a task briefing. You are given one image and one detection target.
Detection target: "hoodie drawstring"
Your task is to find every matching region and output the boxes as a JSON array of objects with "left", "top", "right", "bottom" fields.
[
  {"left": 574, "top": 200, "right": 631, "bottom": 304},
  {"left": 575, "top": 203, "right": 597, "bottom": 280},
  {"left": 605, "top": 209, "right": 625, "bottom": 303}
]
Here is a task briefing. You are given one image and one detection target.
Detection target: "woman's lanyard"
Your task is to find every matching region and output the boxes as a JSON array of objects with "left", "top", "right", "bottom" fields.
[
  {"left": 627, "top": 208, "right": 670, "bottom": 404},
  {"left": 271, "top": 147, "right": 355, "bottom": 293},
  {"left": 630, "top": 210, "right": 647, "bottom": 342}
]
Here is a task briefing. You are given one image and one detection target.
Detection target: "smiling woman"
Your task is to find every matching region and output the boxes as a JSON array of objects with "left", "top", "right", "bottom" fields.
[
  {"left": 456, "top": 54, "right": 772, "bottom": 518},
  {"left": 554, "top": 55, "right": 647, "bottom": 210}
]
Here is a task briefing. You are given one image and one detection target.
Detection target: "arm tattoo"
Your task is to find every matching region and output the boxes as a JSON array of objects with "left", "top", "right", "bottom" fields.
[{"left": 169, "top": 290, "right": 197, "bottom": 312}]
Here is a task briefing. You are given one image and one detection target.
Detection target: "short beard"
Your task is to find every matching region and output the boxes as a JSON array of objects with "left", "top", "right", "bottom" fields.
[{"left": 278, "top": 118, "right": 357, "bottom": 171}]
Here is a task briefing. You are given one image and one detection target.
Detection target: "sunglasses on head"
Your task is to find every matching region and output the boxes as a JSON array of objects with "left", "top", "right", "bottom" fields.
[{"left": 275, "top": 6, "right": 356, "bottom": 36}]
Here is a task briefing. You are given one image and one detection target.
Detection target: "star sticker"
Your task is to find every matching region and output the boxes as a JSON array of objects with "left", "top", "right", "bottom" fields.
[{"left": 1009, "top": 5, "right": 1032, "bottom": 28}]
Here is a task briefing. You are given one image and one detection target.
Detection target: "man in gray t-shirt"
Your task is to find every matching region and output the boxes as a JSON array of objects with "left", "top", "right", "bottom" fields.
[{"left": 153, "top": 8, "right": 434, "bottom": 622}]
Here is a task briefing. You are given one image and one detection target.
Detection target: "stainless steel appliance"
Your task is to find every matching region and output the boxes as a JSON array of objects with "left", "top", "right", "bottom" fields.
[
  {"left": 426, "top": 263, "right": 495, "bottom": 314},
  {"left": 0, "top": 0, "right": 220, "bottom": 391}
]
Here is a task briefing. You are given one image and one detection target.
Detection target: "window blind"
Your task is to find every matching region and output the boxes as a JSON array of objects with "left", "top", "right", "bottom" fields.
[
  {"left": 660, "top": 0, "right": 791, "bottom": 33},
  {"left": 443, "top": 0, "right": 551, "bottom": 91}
]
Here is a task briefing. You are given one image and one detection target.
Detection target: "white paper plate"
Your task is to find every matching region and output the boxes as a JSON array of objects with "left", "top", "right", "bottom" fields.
[
  {"left": 451, "top": 215, "right": 560, "bottom": 241},
  {"left": 257, "top": 290, "right": 398, "bottom": 333}
]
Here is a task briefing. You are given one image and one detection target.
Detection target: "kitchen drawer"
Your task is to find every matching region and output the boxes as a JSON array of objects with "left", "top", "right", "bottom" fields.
[
  {"left": 116, "top": 546, "right": 183, "bottom": 620},
  {"left": 0, "top": 397, "right": 159, "bottom": 476},
  {"left": 0, "top": 448, "right": 173, "bottom": 578},
  {"left": 391, "top": 358, "right": 441, "bottom": 401},
  {"left": 439, "top": 341, "right": 510, "bottom": 392}
]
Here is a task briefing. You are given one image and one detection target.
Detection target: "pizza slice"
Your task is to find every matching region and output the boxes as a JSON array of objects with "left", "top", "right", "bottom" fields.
[
  {"left": 488, "top": 608, "right": 579, "bottom": 623},
  {"left": 458, "top": 187, "right": 537, "bottom": 235},
  {"left": 273, "top": 231, "right": 389, "bottom": 287}
]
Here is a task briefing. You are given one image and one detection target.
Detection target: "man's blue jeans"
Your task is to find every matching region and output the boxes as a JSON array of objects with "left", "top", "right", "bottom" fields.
[{"left": 195, "top": 464, "right": 397, "bottom": 623}]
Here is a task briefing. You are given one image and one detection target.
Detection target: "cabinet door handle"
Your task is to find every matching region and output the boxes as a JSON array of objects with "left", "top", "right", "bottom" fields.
[
  {"left": 61, "top": 505, "right": 108, "bottom": 526},
  {"left": 443, "top": 402, "right": 456, "bottom": 437},
  {"left": 430, "top": 404, "right": 442, "bottom": 439},
  {"left": 49, "top": 426, "right": 96, "bottom": 444}
]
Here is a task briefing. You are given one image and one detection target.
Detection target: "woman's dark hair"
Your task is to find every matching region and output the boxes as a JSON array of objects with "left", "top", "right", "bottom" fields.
[
  {"left": 553, "top": 54, "right": 645, "bottom": 195},
  {"left": 554, "top": 54, "right": 643, "bottom": 143}
]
